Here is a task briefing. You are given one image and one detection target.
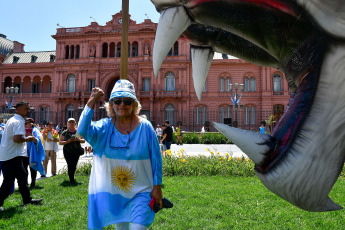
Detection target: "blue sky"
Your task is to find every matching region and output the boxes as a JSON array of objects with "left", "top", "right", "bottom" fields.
[{"left": 1, "top": 0, "right": 160, "bottom": 52}]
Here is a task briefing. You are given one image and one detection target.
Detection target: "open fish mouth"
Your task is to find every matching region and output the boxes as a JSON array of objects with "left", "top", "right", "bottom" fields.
[{"left": 151, "top": 0, "right": 345, "bottom": 211}]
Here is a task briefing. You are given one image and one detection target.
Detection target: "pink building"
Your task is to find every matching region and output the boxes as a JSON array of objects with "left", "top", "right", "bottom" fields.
[{"left": 0, "top": 12, "right": 289, "bottom": 131}]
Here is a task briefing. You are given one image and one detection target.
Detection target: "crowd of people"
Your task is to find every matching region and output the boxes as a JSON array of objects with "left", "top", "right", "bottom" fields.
[{"left": 0, "top": 102, "right": 87, "bottom": 211}]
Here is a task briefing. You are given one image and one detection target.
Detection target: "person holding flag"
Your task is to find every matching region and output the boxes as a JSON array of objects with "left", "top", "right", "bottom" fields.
[
  {"left": 78, "top": 80, "right": 163, "bottom": 230},
  {"left": 24, "top": 118, "right": 46, "bottom": 187}
]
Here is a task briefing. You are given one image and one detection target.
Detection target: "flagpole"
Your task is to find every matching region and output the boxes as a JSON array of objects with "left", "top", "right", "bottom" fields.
[{"left": 120, "top": 0, "right": 129, "bottom": 79}]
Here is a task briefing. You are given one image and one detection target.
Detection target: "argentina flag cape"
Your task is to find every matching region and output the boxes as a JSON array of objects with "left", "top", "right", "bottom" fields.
[
  {"left": 78, "top": 105, "right": 162, "bottom": 230},
  {"left": 27, "top": 127, "right": 46, "bottom": 176}
]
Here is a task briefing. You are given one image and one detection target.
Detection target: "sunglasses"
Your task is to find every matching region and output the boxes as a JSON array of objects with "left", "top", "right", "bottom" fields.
[{"left": 112, "top": 98, "right": 134, "bottom": 106}]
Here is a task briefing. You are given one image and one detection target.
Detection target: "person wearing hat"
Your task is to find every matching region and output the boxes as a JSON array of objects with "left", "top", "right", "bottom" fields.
[
  {"left": 78, "top": 80, "right": 163, "bottom": 230},
  {"left": 59, "top": 118, "right": 85, "bottom": 185},
  {"left": 42, "top": 121, "right": 59, "bottom": 176}
]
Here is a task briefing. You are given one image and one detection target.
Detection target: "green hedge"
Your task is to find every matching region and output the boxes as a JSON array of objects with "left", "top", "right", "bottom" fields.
[{"left": 173, "top": 132, "right": 233, "bottom": 144}]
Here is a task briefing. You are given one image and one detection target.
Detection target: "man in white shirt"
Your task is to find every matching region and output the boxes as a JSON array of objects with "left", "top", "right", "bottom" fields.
[
  {"left": 0, "top": 101, "right": 43, "bottom": 210},
  {"left": 156, "top": 124, "right": 162, "bottom": 140},
  {"left": 42, "top": 121, "right": 59, "bottom": 176}
]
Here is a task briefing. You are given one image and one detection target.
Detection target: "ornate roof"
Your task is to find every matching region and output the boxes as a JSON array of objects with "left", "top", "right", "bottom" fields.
[
  {"left": 2, "top": 51, "right": 56, "bottom": 64},
  {"left": 0, "top": 34, "right": 14, "bottom": 56}
]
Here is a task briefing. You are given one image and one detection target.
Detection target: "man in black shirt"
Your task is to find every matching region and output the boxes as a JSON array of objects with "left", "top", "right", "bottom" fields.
[{"left": 160, "top": 120, "right": 173, "bottom": 150}]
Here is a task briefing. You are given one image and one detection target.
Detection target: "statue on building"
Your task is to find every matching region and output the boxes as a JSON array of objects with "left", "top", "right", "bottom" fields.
[
  {"left": 89, "top": 44, "right": 96, "bottom": 57},
  {"left": 144, "top": 43, "right": 150, "bottom": 56}
]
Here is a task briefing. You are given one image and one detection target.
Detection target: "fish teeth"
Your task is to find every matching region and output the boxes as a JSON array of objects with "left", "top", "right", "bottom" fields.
[
  {"left": 153, "top": 6, "right": 192, "bottom": 78},
  {"left": 191, "top": 46, "right": 214, "bottom": 101},
  {"left": 213, "top": 122, "right": 274, "bottom": 165}
]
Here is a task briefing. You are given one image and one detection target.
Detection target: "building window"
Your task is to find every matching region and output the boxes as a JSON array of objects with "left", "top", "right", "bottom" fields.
[
  {"left": 202, "top": 106, "right": 207, "bottom": 124},
  {"left": 32, "top": 83, "right": 39, "bottom": 93},
  {"left": 46, "top": 107, "right": 50, "bottom": 123},
  {"left": 219, "top": 106, "right": 224, "bottom": 123},
  {"left": 164, "top": 104, "right": 175, "bottom": 125},
  {"left": 109, "top": 42, "right": 115, "bottom": 57},
  {"left": 116, "top": 42, "right": 121, "bottom": 57},
  {"left": 227, "top": 106, "right": 232, "bottom": 119},
  {"left": 226, "top": 78, "right": 231, "bottom": 92},
  {"left": 67, "top": 74, "right": 76, "bottom": 92},
  {"left": 88, "top": 79, "right": 95, "bottom": 92},
  {"left": 132, "top": 42, "right": 138, "bottom": 57},
  {"left": 219, "top": 78, "right": 224, "bottom": 92},
  {"left": 244, "top": 77, "right": 249, "bottom": 92},
  {"left": 50, "top": 55, "right": 55, "bottom": 62},
  {"left": 39, "top": 107, "right": 44, "bottom": 124},
  {"left": 250, "top": 77, "right": 256, "bottom": 92},
  {"left": 273, "top": 73, "right": 282, "bottom": 91},
  {"left": 31, "top": 55, "right": 37, "bottom": 63},
  {"left": 76, "top": 45, "right": 80, "bottom": 59},
  {"left": 251, "top": 107, "right": 256, "bottom": 124},
  {"left": 65, "top": 45, "right": 69, "bottom": 59},
  {"left": 195, "top": 106, "right": 200, "bottom": 125},
  {"left": 244, "top": 106, "right": 249, "bottom": 124},
  {"left": 102, "top": 43, "right": 108, "bottom": 58},
  {"left": 143, "top": 78, "right": 150, "bottom": 91},
  {"left": 49, "top": 81, "right": 52, "bottom": 93},
  {"left": 66, "top": 104, "right": 75, "bottom": 120},
  {"left": 164, "top": 72, "right": 175, "bottom": 91},
  {"left": 173, "top": 42, "right": 178, "bottom": 56},
  {"left": 202, "top": 80, "right": 207, "bottom": 92},
  {"left": 167, "top": 48, "right": 172, "bottom": 56},
  {"left": 70, "top": 45, "right": 75, "bottom": 59},
  {"left": 128, "top": 42, "right": 131, "bottom": 57},
  {"left": 141, "top": 110, "right": 150, "bottom": 120}
]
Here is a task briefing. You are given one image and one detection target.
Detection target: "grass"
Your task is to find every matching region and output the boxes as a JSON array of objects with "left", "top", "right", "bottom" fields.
[{"left": 1, "top": 175, "right": 344, "bottom": 229}]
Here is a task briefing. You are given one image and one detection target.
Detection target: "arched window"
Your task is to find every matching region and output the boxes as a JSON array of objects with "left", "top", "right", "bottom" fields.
[
  {"left": 219, "top": 106, "right": 224, "bottom": 123},
  {"left": 164, "top": 104, "right": 175, "bottom": 125},
  {"left": 202, "top": 80, "right": 207, "bottom": 92},
  {"left": 132, "top": 42, "right": 138, "bottom": 57},
  {"left": 250, "top": 77, "right": 256, "bottom": 92},
  {"left": 109, "top": 42, "right": 115, "bottom": 57},
  {"left": 244, "top": 106, "right": 250, "bottom": 124},
  {"left": 116, "top": 42, "right": 121, "bottom": 57},
  {"left": 195, "top": 106, "right": 200, "bottom": 124},
  {"left": 65, "top": 45, "right": 69, "bottom": 59},
  {"left": 128, "top": 42, "right": 131, "bottom": 57},
  {"left": 67, "top": 74, "right": 76, "bottom": 92},
  {"left": 66, "top": 104, "right": 75, "bottom": 120},
  {"left": 164, "top": 72, "right": 175, "bottom": 91},
  {"left": 70, "top": 45, "right": 75, "bottom": 59},
  {"left": 226, "top": 78, "right": 231, "bottom": 92},
  {"left": 273, "top": 73, "right": 282, "bottom": 91},
  {"left": 76, "top": 45, "right": 80, "bottom": 59},
  {"left": 251, "top": 107, "right": 256, "bottom": 124},
  {"left": 219, "top": 78, "right": 224, "bottom": 92},
  {"left": 168, "top": 47, "right": 172, "bottom": 56},
  {"left": 202, "top": 106, "right": 207, "bottom": 124},
  {"left": 102, "top": 43, "right": 108, "bottom": 58},
  {"left": 173, "top": 42, "right": 178, "bottom": 56},
  {"left": 244, "top": 77, "right": 249, "bottom": 92}
]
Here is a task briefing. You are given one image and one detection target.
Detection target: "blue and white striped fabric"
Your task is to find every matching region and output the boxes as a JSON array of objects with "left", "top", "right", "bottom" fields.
[{"left": 78, "top": 105, "right": 162, "bottom": 230}]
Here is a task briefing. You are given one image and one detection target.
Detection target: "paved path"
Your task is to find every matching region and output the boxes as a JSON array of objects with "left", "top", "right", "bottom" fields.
[{"left": 0, "top": 143, "right": 247, "bottom": 186}]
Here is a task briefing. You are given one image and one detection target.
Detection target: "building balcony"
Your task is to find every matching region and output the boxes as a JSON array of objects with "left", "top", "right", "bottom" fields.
[{"left": 154, "top": 90, "right": 187, "bottom": 99}]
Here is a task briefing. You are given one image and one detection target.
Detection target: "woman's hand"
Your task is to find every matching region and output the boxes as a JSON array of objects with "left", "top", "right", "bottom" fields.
[
  {"left": 151, "top": 185, "right": 163, "bottom": 209},
  {"left": 87, "top": 87, "right": 105, "bottom": 109}
]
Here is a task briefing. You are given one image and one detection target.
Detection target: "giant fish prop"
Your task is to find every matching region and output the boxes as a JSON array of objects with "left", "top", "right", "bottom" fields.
[{"left": 150, "top": 0, "right": 345, "bottom": 211}]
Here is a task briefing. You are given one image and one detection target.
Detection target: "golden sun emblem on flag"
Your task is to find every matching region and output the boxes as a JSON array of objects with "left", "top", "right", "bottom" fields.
[{"left": 111, "top": 166, "right": 136, "bottom": 193}]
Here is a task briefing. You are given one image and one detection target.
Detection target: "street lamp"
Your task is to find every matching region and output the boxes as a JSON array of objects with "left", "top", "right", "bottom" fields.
[
  {"left": 229, "top": 83, "right": 244, "bottom": 127},
  {"left": 29, "top": 106, "right": 35, "bottom": 119},
  {"left": 5, "top": 86, "right": 19, "bottom": 113}
]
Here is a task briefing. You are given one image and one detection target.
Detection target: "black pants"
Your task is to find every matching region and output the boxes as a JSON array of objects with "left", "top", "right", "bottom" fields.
[
  {"left": 0, "top": 156, "right": 32, "bottom": 206},
  {"left": 63, "top": 150, "right": 80, "bottom": 183},
  {"left": 22, "top": 157, "right": 38, "bottom": 186}
]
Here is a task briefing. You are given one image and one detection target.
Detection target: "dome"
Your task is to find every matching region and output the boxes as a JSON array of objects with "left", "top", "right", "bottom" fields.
[{"left": 0, "top": 34, "right": 14, "bottom": 56}]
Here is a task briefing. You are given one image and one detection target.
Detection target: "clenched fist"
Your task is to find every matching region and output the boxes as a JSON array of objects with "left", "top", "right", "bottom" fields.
[{"left": 87, "top": 87, "right": 105, "bottom": 109}]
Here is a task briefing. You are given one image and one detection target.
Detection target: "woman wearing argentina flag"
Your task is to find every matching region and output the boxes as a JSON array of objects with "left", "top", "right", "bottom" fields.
[{"left": 78, "top": 80, "right": 163, "bottom": 230}]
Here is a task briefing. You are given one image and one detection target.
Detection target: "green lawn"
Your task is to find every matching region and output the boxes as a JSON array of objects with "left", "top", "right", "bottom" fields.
[{"left": 0, "top": 175, "right": 344, "bottom": 229}]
